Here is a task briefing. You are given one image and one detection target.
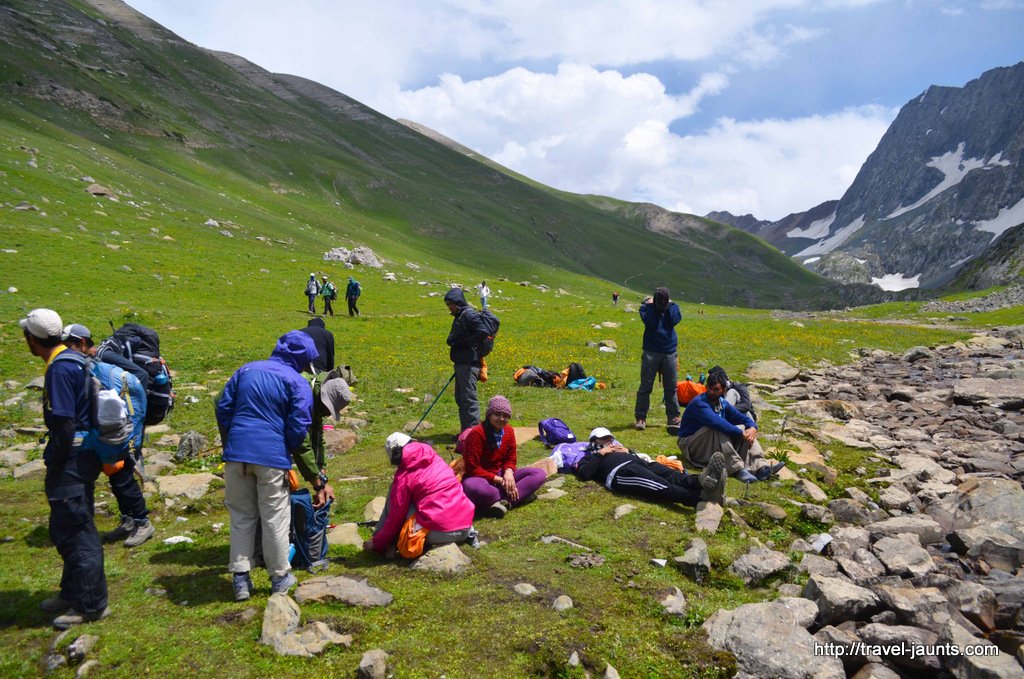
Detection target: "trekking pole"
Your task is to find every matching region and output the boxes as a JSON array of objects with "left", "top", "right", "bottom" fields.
[{"left": 410, "top": 372, "right": 455, "bottom": 436}]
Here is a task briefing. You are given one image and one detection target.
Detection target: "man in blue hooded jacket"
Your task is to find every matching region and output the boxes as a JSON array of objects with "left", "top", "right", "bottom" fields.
[
  {"left": 633, "top": 287, "right": 682, "bottom": 432},
  {"left": 216, "top": 331, "right": 319, "bottom": 600},
  {"left": 444, "top": 287, "right": 486, "bottom": 431}
]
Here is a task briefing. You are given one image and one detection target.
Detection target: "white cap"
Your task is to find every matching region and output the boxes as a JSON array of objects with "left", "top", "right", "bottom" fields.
[
  {"left": 385, "top": 431, "right": 412, "bottom": 454},
  {"left": 588, "top": 427, "right": 613, "bottom": 441},
  {"left": 19, "top": 308, "right": 63, "bottom": 339}
]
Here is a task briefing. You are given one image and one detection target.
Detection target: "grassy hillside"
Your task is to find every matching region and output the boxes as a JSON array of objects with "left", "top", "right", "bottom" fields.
[{"left": 0, "top": 0, "right": 847, "bottom": 310}]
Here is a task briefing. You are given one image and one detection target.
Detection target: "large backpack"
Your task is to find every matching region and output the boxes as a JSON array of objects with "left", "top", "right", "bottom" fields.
[
  {"left": 52, "top": 352, "right": 145, "bottom": 464},
  {"left": 477, "top": 308, "right": 500, "bottom": 357},
  {"left": 96, "top": 323, "right": 174, "bottom": 425},
  {"left": 538, "top": 418, "right": 576, "bottom": 447},
  {"left": 289, "top": 489, "right": 331, "bottom": 573},
  {"left": 730, "top": 382, "right": 756, "bottom": 420}
]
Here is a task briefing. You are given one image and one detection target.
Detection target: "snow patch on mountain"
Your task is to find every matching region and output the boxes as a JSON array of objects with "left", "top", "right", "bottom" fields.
[
  {"left": 871, "top": 273, "right": 921, "bottom": 291},
  {"left": 973, "top": 196, "right": 1024, "bottom": 240},
  {"left": 786, "top": 212, "right": 836, "bottom": 240},
  {"left": 794, "top": 215, "right": 865, "bottom": 257},
  {"left": 884, "top": 142, "right": 988, "bottom": 220}
]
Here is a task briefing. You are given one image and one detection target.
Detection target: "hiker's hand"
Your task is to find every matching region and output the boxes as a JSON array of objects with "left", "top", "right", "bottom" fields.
[
  {"left": 362, "top": 539, "right": 374, "bottom": 552},
  {"left": 503, "top": 469, "right": 519, "bottom": 503},
  {"left": 313, "top": 483, "right": 334, "bottom": 508},
  {"left": 743, "top": 427, "right": 758, "bottom": 445},
  {"left": 599, "top": 444, "right": 627, "bottom": 455}
]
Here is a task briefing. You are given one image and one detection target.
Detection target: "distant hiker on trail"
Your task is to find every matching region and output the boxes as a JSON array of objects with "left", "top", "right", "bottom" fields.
[
  {"left": 612, "top": 291, "right": 619, "bottom": 306},
  {"left": 575, "top": 427, "right": 727, "bottom": 506},
  {"left": 477, "top": 280, "right": 491, "bottom": 309},
  {"left": 363, "top": 432, "right": 477, "bottom": 558},
  {"left": 300, "top": 317, "right": 334, "bottom": 373},
  {"left": 633, "top": 287, "right": 682, "bottom": 432},
  {"left": 320, "top": 275, "right": 337, "bottom": 317},
  {"left": 304, "top": 273, "right": 320, "bottom": 314},
  {"left": 21, "top": 308, "right": 109, "bottom": 629},
  {"left": 444, "top": 287, "right": 486, "bottom": 431},
  {"left": 216, "top": 330, "right": 320, "bottom": 601},
  {"left": 62, "top": 324, "right": 154, "bottom": 549},
  {"left": 677, "top": 370, "right": 783, "bottom": 483},
  {"left": 460, "top": 396, "right": 546, "bottom": 518},
  {"left": 345, "top": 276, "right": 361, "bottom": 317}
]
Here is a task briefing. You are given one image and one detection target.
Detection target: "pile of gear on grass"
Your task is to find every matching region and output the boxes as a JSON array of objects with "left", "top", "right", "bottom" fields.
[{"left": 513, "top": 362, "right": 605, "bottom": 391}]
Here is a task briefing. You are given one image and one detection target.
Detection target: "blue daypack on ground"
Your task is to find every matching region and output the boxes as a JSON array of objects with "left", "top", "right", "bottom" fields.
[
  {"left": 538, "top": 418, "right": 576, "bottom": 446},
  {"left": 289, "top": 489, "right": 331, "bottom": 573}
]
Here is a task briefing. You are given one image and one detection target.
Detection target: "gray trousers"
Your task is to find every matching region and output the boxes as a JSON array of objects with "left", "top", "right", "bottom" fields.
[
  {"left": 678, "top": 426, "right": 767, "bottom": 476},
  {"left": 453, "top": 363, "right": 481, "bottom": 431},
  {"left": 634, "top": 350, "right": 680, "bottom": 422}
]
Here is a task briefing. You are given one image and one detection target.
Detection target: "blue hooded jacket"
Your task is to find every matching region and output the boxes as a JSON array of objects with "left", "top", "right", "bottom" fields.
[
  {"left": 217, "top": 331, "right": 318, "bottom": 470},
  {"left": 639, "top": 300, "right": 681, "bottom": 354}
]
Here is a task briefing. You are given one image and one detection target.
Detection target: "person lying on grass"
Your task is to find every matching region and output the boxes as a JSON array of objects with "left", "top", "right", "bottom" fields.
[{"left": 575, "top": 427, "right": 727, "bottom": 506}]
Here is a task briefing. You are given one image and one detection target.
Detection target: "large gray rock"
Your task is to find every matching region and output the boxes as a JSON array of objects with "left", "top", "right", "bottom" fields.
[
  {"left": 357, "top": 649, "right": 389, "bottom": 679},
  {"left": 13, "top": 458, "right": 45, "bottom": 479},
  {"left": 835, "top": 548, "right": 887, "bottom": 582},
  {"left": 829, "top": 499, "right": 872, "bottom": 526},
  {"left": 729, "top": 548, "right": 793, "bottom": 586},
  {"left": 326, "top": 523, "right": 363, "bottom": 548},
  {"left": 829, "top": 526, "right": 872, "bottom": 556},
  {"left": 803, "top": 575, "right": 881, "bottom": 626},
  {"left": 695, "top": 501, "right": 724, "bottom": 534},
  {"left": 942, "top": 581, "right": 998, "bottom": 631},
  {"left": 746, "top": 360, "right": 800, "bottom": 383},
  {"left": 363, "top": 497, "right": 386, "bottom": 522},
  {"left": 866, "top": 515, "right": 944, "bottom": 545},
  {"left": 660, "top": 587, "right": 687, "bottom": 617},
  {"left": 0, "top": 448, "right": 28, "bottom": 467},
  {"left": 947, "top": 527, "right": 1024, "bottom": 572},
  {"left": 871, "top": 536, "right": 936, "bottom": 578},
  {"left": 815, "top": 625, "right": 870, "bottom": 674},
  {"left": 952, "top": 377, "right": 1024, "bottom": 410},
  {"left": 294, "top": 576, "right": 393, "bottom": 607},
  {"left": 857, "top": 623, "right": 940, "bottom": 672},
  {"left": 154, "top": 472, "right": 219, "bottom": 500},
  {"left": 674, "top": 538, "right": 710, "bottom": 583},
  {"left": 878, "top": 485, "right": 915, "bottom": 511},
  {"left": 774, "top": 597, "right": 820, "bottom": 629},
  {"left": 704, "top": 601, "right": 844, "bottom": 679},
  {"left": 410, "top": 543, "right": 472, "bottom": 574},
  {"left": 260, "top": 593, "right": 351, "bottom": 657},
  {"left": 873, "top": 585, "right": 956, "bottom": 634},
  {"left": 850, "top": 663, "right": 902, "bottom": 679},
  {"left": 174, "top": 430, "right": 207, "bottom": 462},
  {"left": 927, "top": 478, "right": 1024, "bottom": 538},
  {"left": 799, "top": 553, "right": 839, "bottom": 577},
  {"left": 938, "top": 619, "right": 1023, "bottom": 678}
]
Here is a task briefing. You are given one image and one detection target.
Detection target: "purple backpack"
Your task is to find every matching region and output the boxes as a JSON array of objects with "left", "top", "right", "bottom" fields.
[{"left": 538, "top": 418, "right": 576, "bottom": 446}]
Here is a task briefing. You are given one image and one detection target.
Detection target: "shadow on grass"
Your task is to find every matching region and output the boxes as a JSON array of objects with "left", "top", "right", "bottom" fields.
[
  {"left": 147, "top": 544, "right": 228, "bottom": 568},
  {"left": 152, "top": 567, "right": 229, "bottom": 606},
  {"left": 0, "top": 589, "right": 64, "bottom": 630},
  {"left": 23, "top": 525, "right": 50, "bottom": 548}
]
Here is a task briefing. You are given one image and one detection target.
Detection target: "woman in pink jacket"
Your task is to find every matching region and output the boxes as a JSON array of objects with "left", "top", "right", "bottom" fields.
[{"left": 364, "top": 432, "right": 477, "bottom": 556}]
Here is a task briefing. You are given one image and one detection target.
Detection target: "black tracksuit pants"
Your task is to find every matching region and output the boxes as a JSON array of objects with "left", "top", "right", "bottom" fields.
[{"left": 608, "top": 460, "right": 702, "bottom": 507}]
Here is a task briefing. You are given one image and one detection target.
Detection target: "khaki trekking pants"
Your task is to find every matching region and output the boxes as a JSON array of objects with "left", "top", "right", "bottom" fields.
[
  {"left": 678, "top": 426, "right": 768, "bottom": 476},
  {"left": 224, "top": 461, "right": 291, "bottom": 579}
]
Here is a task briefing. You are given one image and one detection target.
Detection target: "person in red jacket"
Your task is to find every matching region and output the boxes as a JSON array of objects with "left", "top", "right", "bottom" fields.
[
  {"left": 461, "top": 395, "right": 547, "bottom": 518},
  {"left": 364, "top": 433, "right": 476, "bottom": 556}
]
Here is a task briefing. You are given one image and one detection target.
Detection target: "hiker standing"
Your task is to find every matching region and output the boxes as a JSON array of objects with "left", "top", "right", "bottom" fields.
[
  {"left": 300, "top": 317, "right": 334, "bottom": 373},
  {"left": 612, "top": 291, "right": 619, "bottom": 306},
  {"left": 678, "top": 371, "right": 782, "bottom": 483},
  {"left": 477, "top": 280, "right": 491, "bottom": 309},
  {"left": 304, "top": 273, "right": 320, "bottom": 314},
  {"left": 62, "top": 324, "right": 154, "bottom": 548},
  {"left": 364, "top": 433, "right": 476, "bottom": 556},
  {"left": 216, "top": 331, "right": 319, "bottom": 600},
  {"left": 461, "top": 396, "right": 546, "bottom": 517},
  {"left": 320, "top": 275, "right": 336, "bottom": 316},
  {"left": 633, "top": 287, "right": 682, "bottom": 432},
  {"left": 345, "top": 276, "right": 361, "bottom": 317},
  {"left": 444, "top": 287, "right": 485, "bottom": 431},
  {"left": 21, "top": 309, "right": 109, "bottom": 629}
]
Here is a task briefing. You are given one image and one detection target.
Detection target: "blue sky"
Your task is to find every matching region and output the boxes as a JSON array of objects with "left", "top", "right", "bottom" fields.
[{"left": 125, "top": 1, "right": 1024, "bottom": 221}]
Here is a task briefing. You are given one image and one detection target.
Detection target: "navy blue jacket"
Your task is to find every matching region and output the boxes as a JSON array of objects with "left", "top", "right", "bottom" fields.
[
  {"left": 639, "top": 301, "right": 681, "bottom": 354},
  {"left": 679, "top": 393, "right": 756, "bottom": 439},
  {"left": 217, "top": 331, "right": 318, "bottom": 470},
  {"left": 445, "top": 288, "right": 485, "bottom": 364}
]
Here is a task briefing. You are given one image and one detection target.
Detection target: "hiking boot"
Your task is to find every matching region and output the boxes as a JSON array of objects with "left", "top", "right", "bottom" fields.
[
  {"left": 123, "top": 520, "right": 155, "bottom": 548},
  {"left": 698, "top": 452, "right": 727, "bottom": 505},
  {"left": 484, "top": 501, "right": 508, "bottom": 519},
  {"left": 755, "top": 461, "right": 786, "bottom": 481},
  {"left": 53, "top": 607, "right": 110, "bottom": 630},
  {"left": 232, "top": 572, "right": 254, "bottom": 602},
  {"left": 666, "top": 417, "right": 681, "bottom": 434},
  {"left": 735, "top": 468, "right": 759, "bottom": 484},
  {"left": 270, "top": 572, "right": 297, "bottom": 595},
  {"left": 635, "top": 420, "right": 646, "bottom": 431},
  {"left": 40, "top": 595, "right": 72, "bottom": 614},
  {"left": 103, "top": 516, "right": 134, "bottom": 543}
]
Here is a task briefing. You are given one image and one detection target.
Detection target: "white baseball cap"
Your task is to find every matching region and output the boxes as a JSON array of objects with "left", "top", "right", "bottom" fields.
[
  {"left": 588, "top": 427, "right": 613, "bottom": 441},
  {"left": 385, "top": 431, "right": 412, "bottom": 454},
  {"left": 19, "top": 308, "right": 63, "bottom": 339}
]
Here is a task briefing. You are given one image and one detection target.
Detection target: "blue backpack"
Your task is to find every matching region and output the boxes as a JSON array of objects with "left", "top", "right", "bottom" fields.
[
  {"left": 538, "top": 418, "right": 576, "bottom": 447},
  {"left": 290, "top": 489, "right": 332, "bottom": 573},
  {"left": 53, "top": 352, "right": 147, "bottom": 464}
]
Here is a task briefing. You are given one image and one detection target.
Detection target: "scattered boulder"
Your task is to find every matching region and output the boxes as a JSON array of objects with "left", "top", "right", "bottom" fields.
[
  {"left": 326, "top": 523, "right": 363, "bottom": 548},
  {"left": 746, "top": 360, "right": 800, "bottom": 383},
  {"left": 729, "top": 548, "right": 793, "bottom": 586},
  {"left": 154, "top": 472, "right": 219, "bottom": 500},
  {"left": 803, "top": 575, "right": 881, "bottom": 626},
  {"left": 552, "top": 595, "right": 574, "bottom": 612},
  {"left": 613, "top": 504, "right": 635, "bottom": 520},
  {"left": 871, "top": 536, "right": 935, "bottom": 578},
  {"left": 695, "top": 502, "right": 723, "bottom": 534},
  {"left": 410, "top": 543, "right": 472, "bottom": 574},
  {"left": 357, "top": 649, "right": 389, "bottom": 679},
  {"left": 174, "top": 431, "right": 206, "bottom": 462},
  {"left": 514, "top": 583, "right": 537, "bottom": 597},
  {"left": 294, "top": 576, "right": 393, "bottom": 607},
  {"left": 260, "top": 593, "right": 351, "bottom": 657},
  {"left": 857, "top": 623, "right": 940, "bottom": 672},
  {"left": 363, "top": 497, "right": 386, "bottom": 522},
  {"left": 938, "top": 619, "right": 1022, "bottom": 678},
  {"left": 674, "top": 538, "right": 710, "bottom": 583},
  {"left": 660, "top": 587, "right": 687, "bottom": 616}
]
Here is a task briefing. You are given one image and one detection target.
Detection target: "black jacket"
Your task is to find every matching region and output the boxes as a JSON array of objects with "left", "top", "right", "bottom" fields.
[
  {"left": 575, "top": 449, "right": 641, "bottom": 484},
  {"left": 444, "top": 288, "right": 485, "bottom": 364},
  {"left": 300, "top": 318, "right": 335, "bottom": 373}
]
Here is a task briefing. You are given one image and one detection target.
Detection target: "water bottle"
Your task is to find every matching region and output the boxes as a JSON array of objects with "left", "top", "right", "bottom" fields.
[
  {"left": 288, "top": 543, "right": 296, "bottom": 563},
  {"left": 154, "top": 372, "right": 169, "bottom": 385}
]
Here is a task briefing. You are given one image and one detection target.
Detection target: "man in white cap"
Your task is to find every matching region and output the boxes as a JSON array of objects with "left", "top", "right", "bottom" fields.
[
  {"left": 21, "top": 309, "right": 109, "bottom": 628},
  {"left": 304, "top": 273, "right": 321, "bottom": 314},
  {"left": 575, "top": 426, "right": 727, "bottom": 507},
  {"left": 62, "top": 323, "right": 155, "bottom": 548}
]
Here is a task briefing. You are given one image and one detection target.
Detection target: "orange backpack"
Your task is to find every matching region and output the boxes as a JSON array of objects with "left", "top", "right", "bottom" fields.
[{"left": 677, "top": 380, "right": 707, "bottom": 405}]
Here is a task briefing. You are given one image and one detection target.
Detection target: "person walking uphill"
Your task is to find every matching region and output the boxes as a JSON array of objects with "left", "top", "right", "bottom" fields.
[
  {"left": 21, "top": 308, "right": 109, "bottom": 629},
  {"left": 634, "top": 287, "right": 682, "bottom": 432},
  {"left": 305, "top": 273, "right": 320, "bottom": 314},
  {"left": 216, "top": 330, "right": 320, "bottom": 601},
  {"left": 320, "top": 275, "right": 337, "bottom": 317},
  {"left": 345, "top": 276, "right": 361, "bottom": 317},
  {"left": 444, "top": 287, "right": 486, "bottom": 431},
  {"left": 461, "top": 396, "right": 546, "bottom": 518}
]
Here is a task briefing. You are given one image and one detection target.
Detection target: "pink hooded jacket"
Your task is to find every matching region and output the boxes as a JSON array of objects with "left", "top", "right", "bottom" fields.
[{"left": 371, "top": 442, "right": 475, "bottom": 553}]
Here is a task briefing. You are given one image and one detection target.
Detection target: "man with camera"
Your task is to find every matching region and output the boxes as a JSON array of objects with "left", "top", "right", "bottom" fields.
[{"left": 633, "top": 287, "right": 682, "bottom": 432}]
